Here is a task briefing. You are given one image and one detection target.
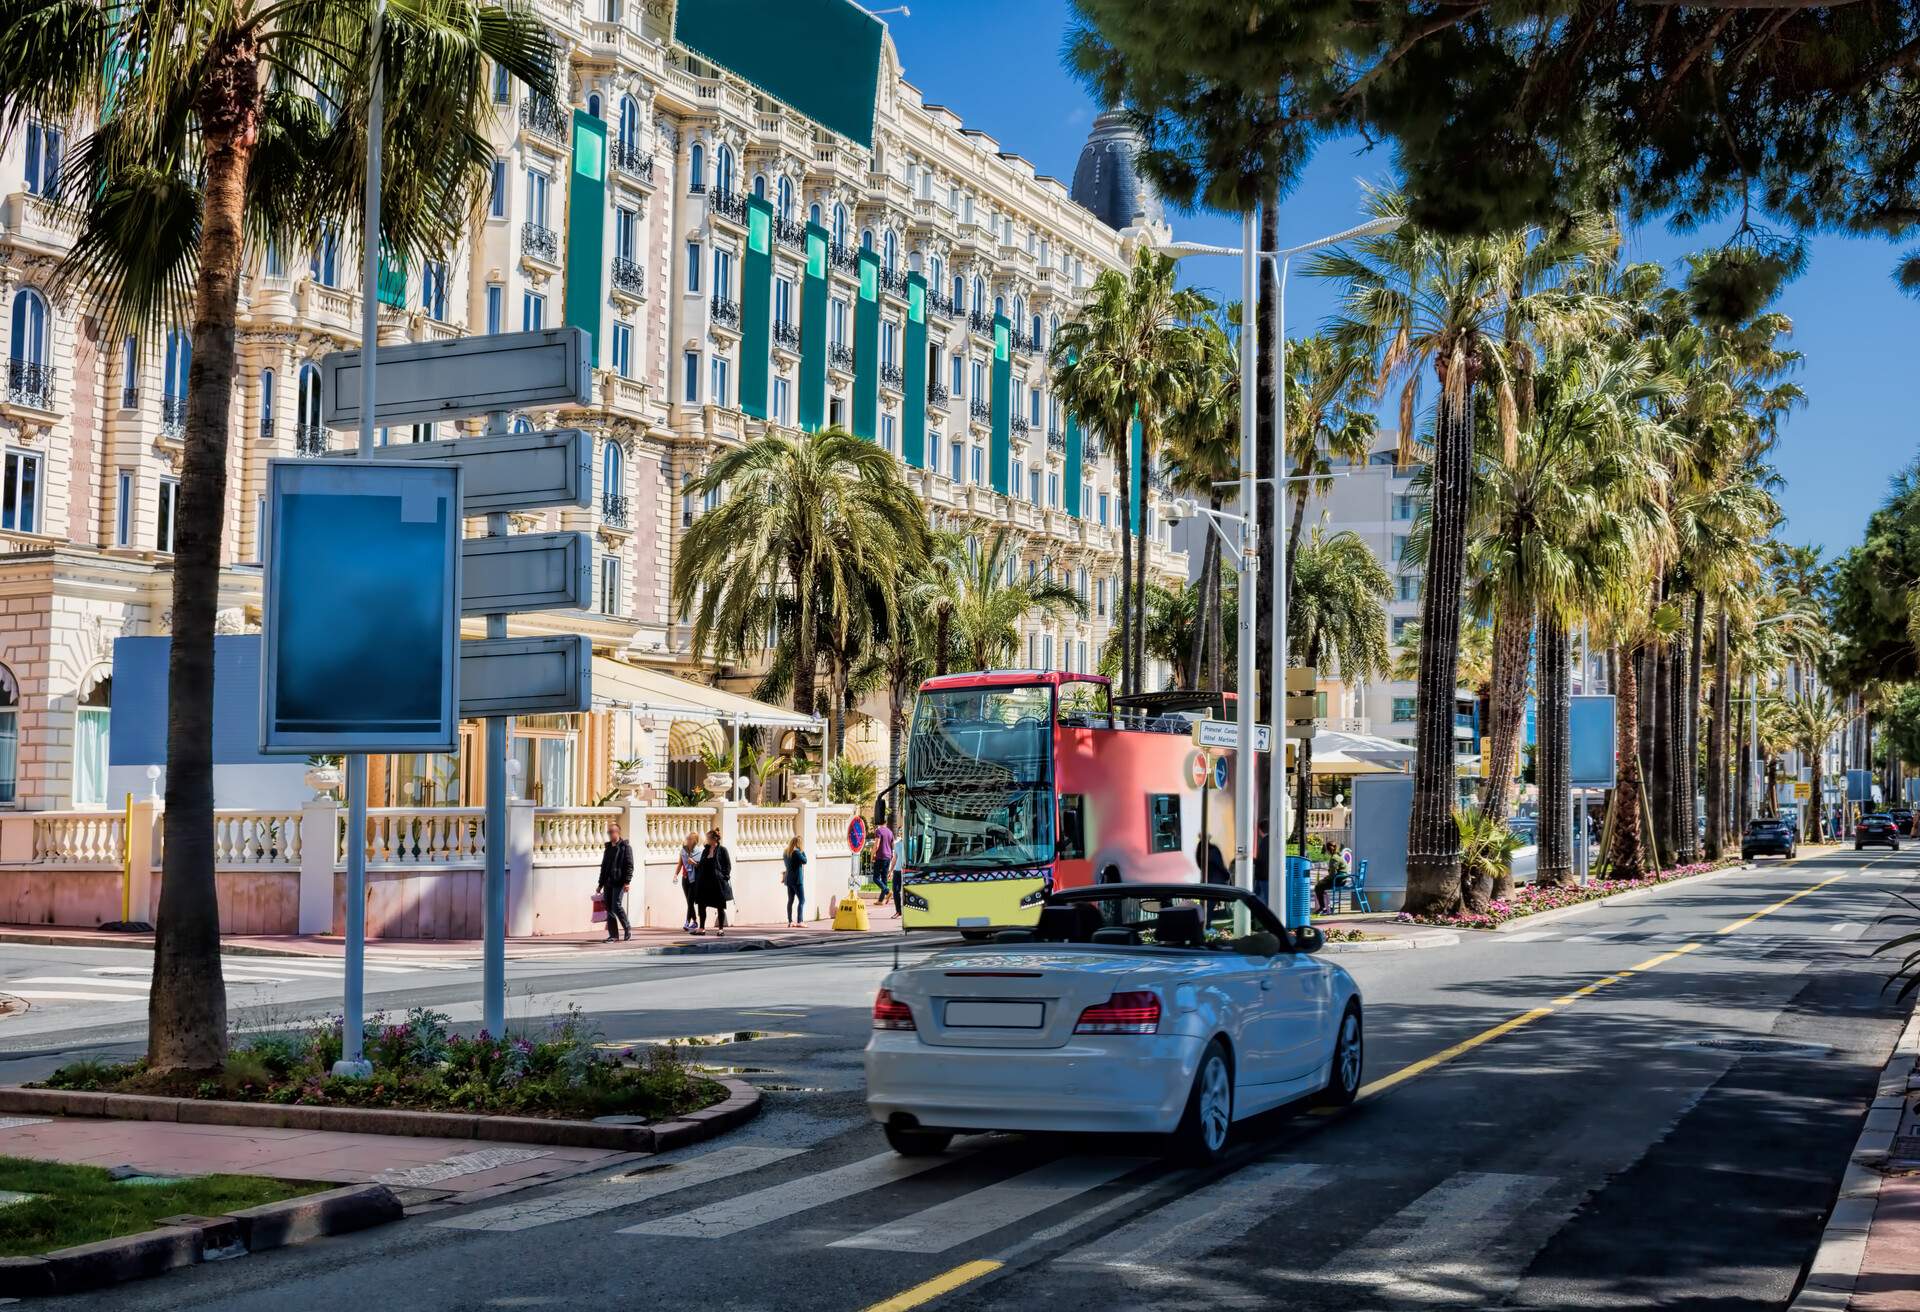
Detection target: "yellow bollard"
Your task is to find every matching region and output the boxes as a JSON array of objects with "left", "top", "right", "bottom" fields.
[{"left": 832, "top": 895, "right": 871, "bottom": 931}]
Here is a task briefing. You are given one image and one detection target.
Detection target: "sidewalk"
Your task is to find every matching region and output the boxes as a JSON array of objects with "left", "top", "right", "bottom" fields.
[
  {"left": 1793, "top": 1006, "right": 1920, "bottom": 1310},
  {"left": 0, "top": 918, "right": 876, "bottom": 960},
  {"left": 0, "top": 1115, "right": 637, "bottom": 1209}
]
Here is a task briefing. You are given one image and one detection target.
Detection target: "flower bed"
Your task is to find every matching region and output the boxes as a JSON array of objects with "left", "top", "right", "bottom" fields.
[
  {"left": 1395, "top": 859, "right": 1738, "bottom": 929},
  {"left": 39, "top": 1007, "right": 725, "bottom": 1122}
]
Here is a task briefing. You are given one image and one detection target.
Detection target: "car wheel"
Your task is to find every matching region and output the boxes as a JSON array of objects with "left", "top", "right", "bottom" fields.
[
  {"left": 884, "top": 1123, "right": 953, "bottom": 1156},
  {"left": 1315, "top": 1002, "right": 1364, "bottom": 1109},
  {"left": 1168, "top": 1039, "right": 1233, "bottom": 1163}
]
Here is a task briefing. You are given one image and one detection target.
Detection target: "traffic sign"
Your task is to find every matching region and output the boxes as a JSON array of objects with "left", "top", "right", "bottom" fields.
[
  {"left": 1212, "top": 755, "right": 1229, "bottom": 790},
  {"left": 320, "top": 328, "right": 593, "bottom": 429},
  {"left": 847, "top": 815, "right": 867, "bottom": 852},
  {"left": 460, "top": 532, "right": 592, "bottom": 615},
  {"left": 458, "top": 635, "right": 592, "bottom": 717},
  {"left": 1285, "top": 666, "right": 1318, "bottom": 692},
  {"left": 1793, "top": 782, "right": 1812, "bottom": 801},
  {"left": 385, "top": 427, "right": 592, "bottom": 515},
  {"left": 1192, "top": 719, "right": 1273, "bottom": 752},
  {"left": 1188, "top": 751, "right": 1212, "bottom": 789},
  {"left": 1284, "top": 692, "right": 1318, "bottom": 722}
]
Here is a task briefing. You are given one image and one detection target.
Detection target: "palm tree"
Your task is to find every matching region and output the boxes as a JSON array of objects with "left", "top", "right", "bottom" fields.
[
  {"left": 948, "top": 528, "right": 1086, "bottom": 672},
  {"left": 673, "top": 427, "right": 928, "bottom": 723},
  {"left": 3, "top": 0, "right": 554, "bottom": 1075},
  {"left": 1310, "top": 193, "right": 1613, "bottom": 915},
  {"left": 1288, "top": 529, "right": 1391, "bottom": 847},
  {"left": 906, "top": 529, "right": 970, "bottom": 679},
  {"left": 1052, "top": 249, "right": 1206, "bottom": 695},
  {"left": 1160, "top": 312, "right": 1237, "bottom": 692},
  {"left": 1390, "top": 615, "right": 1494, "bottom": 691},
  {"left": 1282, "top": 332, "right": 1378, "bottom": 588},
  {"left": 1786, "top": 691, "right": 1853, "bottom": 842}
]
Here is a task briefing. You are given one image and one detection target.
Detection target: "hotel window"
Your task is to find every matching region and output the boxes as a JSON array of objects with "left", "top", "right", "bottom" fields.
[
  {"left": 715, "top": 143, "right": 734, "bottom": 195},
  {"left": 22, "top": 122, "right": 61, "bottom": 196},
  {"left": 611, "top": 323, "right": 632, "bottom": 378},
  {"left": 615, "top": 207, "right": 637, "bottom": 262},
  {"left": 599, "top": 556, "right": 623, "bottom": 616},
  {"left": 74, "top": 674, "right": 108, "bottom": 808},
  {"left": 970, "top": 447, "right": 984, "bottom": 485},
  {"left": 881, "top": 322, "right": 897, "bottom": 369},
  {"left": 489, "top": 159, "right": 507, "bottom": 217},
  {"left": 830, "top": 297, "right": 848, "bottom": 347},
  {"left": 524, "top": 168, "right": 549, "bottom": 228},
  {"left": 689, "top": 142, "right": 705, "bottom": 191},
  {"left": 1392, "top": 697, "right": 1417, "bottom": 723},
  {"left": 772, "top": 377, "right": 790, "bottom": 424},
  {"left": 683, "top": 351, "right": 700, "bottom": 403},
  {"left": 162, "top": 327, "right": 190, "bottom": 405},
  {"left": 1391, "top": 616, "right": 1414, "bottom": 643},
  {"left": 1078, "top": 641, "right": 1087, "bottom": 673},
  {"left": 1030, "top": 388, "right": 1042, "bottom": 427},
  {"left": 681, "top": 472, "right": 695, "bottom": 526},
  {"left": 310, "top": 229, "right": 339, "bottom": 286},
  {"left": 420, "top": 260, "right": 448, "bottom": 321},
  {"left": 1029, "top": 467, "right": 1042, "bottom": 505},
  {"left": 1392, "top": 493, "right": 1418, "bottom": 521},
  {"left": 881, "top": 414, "right": 896, "bottom": 454},
  {"left": 120, "top": 335, "right": 138, "bottom": 406},
  {"left": 485, "top": 283, "right": 504, "bottom": 334},
  {"left": 712, "top": 249, "right": 732, "bottom": 300},
  {"left": 1393, "top": 534, "right": 1414, "bottom": 564},
  {"left": 774, "top": 277, "right": 793, "bottom": 326},
  {"left": 1043, "top": 635, "right": 1054, "bottom": 670},
  {"left": 710, "top": 355, "right": 730, "bottom": 407},
  {"left": 521, "top": 291, "right": 544, "bottom": 331},
  {"left": 1097, "top": 493, "right": 1109, "bottom": 526},
  {"left": 259, "top": 368, "right": 275, "bottom": 435},
  {"left": 491, "top": 61, "right": 510, "bottom": 104},
  {"left": 970, "top": 359, "right": 983, "bottom": 400},
  {"left": 949, "top": 440, "right": 963, "bottom": 482},
  {"left": 950, "top": 354, "right": 963, "bottom": 396},
  {"left": 687, "top": 241, "right": 702, "bottom": 292},
  {"left": 1048, "top": 472, "right": 1059, "bottom": 507},
  {"left": 1096, "top": 578, "right": 1107, "bottom": 617},
  {"left": 255, "top": 497, "right": 265, "bottom": 561},
  {"left": 155, "top": 476, "right": 178, "bottom": 553},
  {"left": 114, "top": 471, "right": 132, "bottom": 546},
  {"left": 777, "top": 175, "right": 794, "bottom": 223},
  {"left": 1397, "top": 573, "right": 1422, "bottom": 602}
]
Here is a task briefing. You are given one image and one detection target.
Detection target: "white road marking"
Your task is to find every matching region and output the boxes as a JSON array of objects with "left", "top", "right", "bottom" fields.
[
  {"left": 376, "top": 1146, "right": 552, "bottom": 1188},
  {"left": 1060, "top": 1161, "right": 1327, "bottom": 1270},
  {"left": 1501, "top": 931, "right": 1556, "bottom": 943},
  {"left": 832, "top": 1156, "right": 1146, "bottom": 1253},
  {"left": 5, "top": 989, "right": 147, "bottom": 1003},
  {"left": 1322, "top": 1171, "right": 1554, "bottom": 1304},
  {"left": 435, "top": 1146, "right": 803, "bottom": 1232},
  {"left": 619, "top": 1149, "right": 961, "bottom": 1239}
]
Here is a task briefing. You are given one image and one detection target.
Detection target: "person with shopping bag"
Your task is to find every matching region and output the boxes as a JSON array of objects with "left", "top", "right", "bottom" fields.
[{"left": 598, "top": 821, "right": 634, "bottom": 942}]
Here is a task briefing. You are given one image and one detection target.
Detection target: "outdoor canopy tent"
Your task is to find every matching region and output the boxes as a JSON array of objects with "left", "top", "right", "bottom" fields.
[
  {"left": 591, "top": 657, "right": 822, "bottom": 788},
  {"left": 1308, "top": 729, "right": 1415, "bottom": 776}
]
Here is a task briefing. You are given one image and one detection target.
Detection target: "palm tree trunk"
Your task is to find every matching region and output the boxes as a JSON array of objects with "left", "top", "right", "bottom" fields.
[
  {"left": 1667, "top": 632, "right": 1686, "bottom": 861},
  {"left": 1403, "top": 382, "right": 1472, "bottom": 916},
  {"left": 1608, "top": 639, "right": 1648, "bottom": 879},
  {"left": 1810, "top": 752, "right": 1826, "bottom": 842},
  {"left": 1208, "top": 498, "right": 1226, "bottom": 695},
  {"left": 1683, "top": 594, "right": 1704, "bottom": 861},
  {"left": 792, "top": 563, "right": 818, "bottom": 721},
  {"left": 1536, "top": 614, "right": 1573, "bottom": 886},
  {"left": 1649, "top": 637, "right": 1672, "bottom": 863},
  {"left": 934, "top": 609, "right": 950, "bottom": 677},
  {"left": 1295, "top": 739, "right": 1313, "bottom": 850},
  {"left": 1115, "top": 440, "right": 1135, "bottom": 699},
  {"left": 1133, "top": 434, "right": 1152, "bottom": 693},
  {"left": 1705, "top": 606, "right": 1730, "bottom": 860},
  {"left": 1187, "top": 533, "right": 1213, "bottom": 689},
  {"left": 1478, "top": 595, "right": 1531, "bottom": 824},
  {"left": 151, "top": 61, "right": 261, "bottom": 1074}
]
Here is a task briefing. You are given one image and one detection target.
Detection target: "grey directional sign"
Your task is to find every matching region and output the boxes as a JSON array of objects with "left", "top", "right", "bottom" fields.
[
  {"left": 459, "top": 635, "right": 592, "bottom": 717},
  {"left": 320, "top": 328, "right": 592, "bottom": 429},
  {"left": 383, "top": 427, "right": 592, "bottom": 514},
  {"left": 461, "top": 532, "right": 592, "bottom": 616}
]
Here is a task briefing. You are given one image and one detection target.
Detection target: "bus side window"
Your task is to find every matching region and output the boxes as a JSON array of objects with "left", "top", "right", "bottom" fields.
[
  {"left": 1058, "top": 795, "right": 1086, "bottom": 859},
  {"left": 1147, "top": 794, "right": 1181, "bottom": 853}
]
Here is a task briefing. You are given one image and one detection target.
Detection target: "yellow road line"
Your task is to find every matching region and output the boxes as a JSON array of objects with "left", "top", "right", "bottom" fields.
[
  {"left": 1715, "top": 872, "right": 1849, "bottom": 935},
  {"left": 857, "top": 1260, "right": 1003, "bottom": 1312}
]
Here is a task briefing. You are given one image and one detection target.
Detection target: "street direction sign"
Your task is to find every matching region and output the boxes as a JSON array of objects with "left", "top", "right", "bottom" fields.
[
  {"left": 1212, "top": 755, "right": 1229, "bottom": 790},
  {"left": 1192, "top": 720, "right": 1272, "bottom": 752},
  {"left": 460, "top": 532, "right": 592, "bottom": 616},
  {"left": 1284, "top": 693, "right": 1318, "bottom": 721},
  {"left": 385, "top": 428, "right": 592, "bottom": 515},
  {"left": 459, "top": 635, "right": 592, "bottom": 717},
  {"left": 1285, "top": 666, "right": 1318, "bottom": 693},
  {"left": 320, "top": 328, "right": 592, "bottom": 429}
]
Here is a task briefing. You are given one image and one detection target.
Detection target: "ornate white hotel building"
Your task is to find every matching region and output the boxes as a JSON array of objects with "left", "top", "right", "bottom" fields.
[{"left": 0, "top": 0, "right": 1186, "bottom": 813}]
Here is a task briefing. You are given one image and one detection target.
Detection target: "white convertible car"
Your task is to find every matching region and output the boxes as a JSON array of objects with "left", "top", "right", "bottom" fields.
[{"left": 865, "top": 884, "right": 1363, "bottom": 1161}]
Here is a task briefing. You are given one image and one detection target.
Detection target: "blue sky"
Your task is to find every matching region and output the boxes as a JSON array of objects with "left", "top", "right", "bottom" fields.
[{"left": 881, "top": 0, "right": 1920, "bottom": 558}]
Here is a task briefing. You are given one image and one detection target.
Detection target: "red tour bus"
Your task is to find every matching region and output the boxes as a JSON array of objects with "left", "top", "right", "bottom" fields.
[{"left": 896, "top": 670, "right": 1258, "bottom": 932}]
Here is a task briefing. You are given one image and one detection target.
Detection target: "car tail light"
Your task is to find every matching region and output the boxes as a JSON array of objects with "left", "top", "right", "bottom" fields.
[
  {"left": 1075, "top": 991, "right": 1161, "bottom": 1035},
  {"left": 872, "top": 988, "right": 916, "bottom": 1031}
]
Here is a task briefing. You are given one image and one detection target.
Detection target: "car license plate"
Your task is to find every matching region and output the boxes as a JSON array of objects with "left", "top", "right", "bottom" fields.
[{"left": 944, "top": 1000, "right": 1044, "bottom": 1029}]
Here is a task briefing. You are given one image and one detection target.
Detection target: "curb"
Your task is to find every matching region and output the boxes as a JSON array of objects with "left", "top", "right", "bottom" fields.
[
  {"left": 0, "top": 1183, "right": 402, "bottom": 1299},
  {"left": 0, "top": 929, "right": 858, "bottom": 960},
  {"left": 1789, "top": 1007, "right": 1920, "bottom": 1310},
  {"left": 1322, "top": 930, "right": 1460, "bottom": 954},
  {"left": 0, "top": 1076, "right": 761, "bottom": 1154},
  {"left": 1486, "top": 864, "right": 1747, "bottom": 934}
]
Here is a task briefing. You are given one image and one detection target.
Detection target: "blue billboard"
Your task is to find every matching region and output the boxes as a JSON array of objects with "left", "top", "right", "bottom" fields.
[{"left": 1569, "top": 695, "right": 1617, "bottom": 789}]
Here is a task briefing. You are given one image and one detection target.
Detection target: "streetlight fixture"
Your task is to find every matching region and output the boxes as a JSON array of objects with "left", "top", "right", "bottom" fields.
[{"left": 1156, "top": 214, "right": 1403, "bottom": 924}]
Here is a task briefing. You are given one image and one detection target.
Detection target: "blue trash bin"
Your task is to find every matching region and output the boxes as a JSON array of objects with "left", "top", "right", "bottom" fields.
[{"left": 1285, "top": 856, "right": 1313, "bottom": 928}]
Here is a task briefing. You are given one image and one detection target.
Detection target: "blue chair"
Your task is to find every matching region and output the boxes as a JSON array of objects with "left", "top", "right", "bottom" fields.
[{"left": 1350, "top": 858, "right": 1371, "bottom": 913}]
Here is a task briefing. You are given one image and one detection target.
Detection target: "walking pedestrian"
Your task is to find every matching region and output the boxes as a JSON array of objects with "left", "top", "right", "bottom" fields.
[
  {"left": 677, "top": 832, "right": 701, "bottom": 932},
  {"left": 873, "top": 812, "right": 898, "bottom": 918},
  {"left": 695, "top": 827, "right": 733, "bottom": 935},
  {"left": 598, "top": 820, "right": 633, "bottom": 942},
  {"left": 783, "top": 836, "right": 808, "bottom": 927}
]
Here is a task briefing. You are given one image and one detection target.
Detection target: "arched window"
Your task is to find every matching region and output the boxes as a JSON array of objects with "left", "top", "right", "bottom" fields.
[
  {"left": 689, "top": 142, "right": 705, "bottom": 192},
  {"left": 832, "top": 204, "right": 848, "bottom": 249},
  {"left": 809, "top": 202, "right": 821, "bottom": 227},
  {"left": 259, "top": 368, "right": 276, "bottom": 437},
  {"left": 860, "top": 228, "right": 873, "bottom": 252},
  {"left": 752, "top": 173, "right": 766, "bottom": 199},
  {"left": 1049, "top": 314, "right": 1060, "bottom": 348},
  {"left": 952, "top": 275, "right": 964, "bottom": 309},
  {"left": 930, "top": 256, "right": 943, "bottom": 288},
  {"left": 993, "top": 295, "right": 1005, "bottom": 319},
  {"left": 777, "top": 176, "right": 794, "bottom": 224},
  {"left": 603, "top": 441, "right": 624, "bottom": 500},
  {"left": 1031, "top": 313, "right": 1042, "bottom": 345},
  {"left": 0, "top": 663, "right": 17, "bottom": 804},
  {"left": 618, "top": 96, "right": 639, "bottom": 153},
  {"left": 297, "top": 362, "right": 322, "bottom": 427},
  {"left": 715, "top": 143, "right": 734, "bottom": 195},
  {"left": 512, "top": 415, "right": 533, "bottom": 434},
  {"left": 972, "top": 276, "right": 986, "bottom": 312},
  {"left": 908, "top": 251, "right": 922, "bottom": 274},
  {"left": 75, "top": 669, "right": 110, "bottom": 807},
  {"left": 883, "top": 230, "right": 898, "bottom": 273},
  {"left": 8, "top": 290, "right": 47, "bottom": 385},
  {"left": 163, "top": 328, "right": 191, "bottom": 402},
  {"left": 587, "top": 93, "right": 602, "bottom": 119}
]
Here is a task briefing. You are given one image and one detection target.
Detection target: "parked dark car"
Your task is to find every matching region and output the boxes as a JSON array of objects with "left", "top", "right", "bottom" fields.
[
  {"left": 1890, "top": 808, "right": 1915, "bottom": 836},
  {"left": 1742, "top": 817, "right": 1797, "bottom": 861},
  {"left": 1857, "top": 813, "right": 1901, "bottom": 851}
]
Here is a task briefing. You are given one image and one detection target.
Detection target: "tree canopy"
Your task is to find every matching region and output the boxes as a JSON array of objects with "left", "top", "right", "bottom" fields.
[{"left": 1829, "top": 461, "right": 1920, "bottom": 689}]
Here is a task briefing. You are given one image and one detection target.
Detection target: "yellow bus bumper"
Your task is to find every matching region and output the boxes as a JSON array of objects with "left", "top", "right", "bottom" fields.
[{"left": 899, "top": 876, "right": 1046, "bottom": 932}]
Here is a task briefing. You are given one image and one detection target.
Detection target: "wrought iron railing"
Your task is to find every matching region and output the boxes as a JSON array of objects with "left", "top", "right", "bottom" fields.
[
  {"left": 610, "top": 141, "right": 653, "bottom": 181},
  {"left": 1010, "top": 415, "right": 1030, "bottom": 438},
  {"left": 295, "top": 424, "right": 328, "bottom": 456},
  {"left": 773, "top": 320, "right": 801, "bottom": 350},
  {"left": 969, "top": 399, "right": 991, "bottom": 423},
  {"left": 522, "top": 222, "right": 559, "bottom": 262},
  {"left": 120, "top": 386, "right": 138, "bottom": 410},
  {"left": 927, "top": 292, "right": 954, "bottom": 319},
  {"left": 611, "top": 257, "right": 645, "bottom": 296},
  {"left": 829, "top": 241, "right": 858, "bottom": 272},
  {"left": 160, "top": 394, "right": 188, "bottom": 433},
  {"left": 709, "top": 189, "right": 747, "bottom": 224},
  {"left": 880, "top": 363, "right": 904, "bottom": 390},
  {"left": 774, "top": 217, "right": 807, "bottom": 250},
  {"left": 878, "top": 268, "right": 907, "bottom": 296},
  {"left": 602, "top": 493, "right": 630, "bottom": 529},
  {"left": 519, "top": 94, "right": 567, "bottom": 142},
  {"left": 709, "top": 296, "right": 741, "bottom": 328},
  {"left": 1048, "top": 427, "right": 1066, "bottom": 451},
  {"left": 968, "top": 310, "right": 994, "bottom": 335},
  {"left": 6, "top": 361, "right": 54, "bottom": 410},
  {"left": 928, "top": 381, "right": 951, "bottom": 405},
  {"left": 828, "top": 343, "right": 855, "bottom": 371}
]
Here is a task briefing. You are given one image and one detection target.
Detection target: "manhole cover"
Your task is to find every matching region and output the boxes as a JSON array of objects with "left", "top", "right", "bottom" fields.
[{"left": 1668, "top": 1036, "right": 1830, "bottom": 1058}]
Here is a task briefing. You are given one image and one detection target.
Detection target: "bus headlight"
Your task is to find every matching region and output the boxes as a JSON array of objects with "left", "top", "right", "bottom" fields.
[
  {"left": 1019, "top": 886, "right": 1047, "bottom": 907},
  {"left": 903, "top": 889, "right": 929, "bottom": 911}
]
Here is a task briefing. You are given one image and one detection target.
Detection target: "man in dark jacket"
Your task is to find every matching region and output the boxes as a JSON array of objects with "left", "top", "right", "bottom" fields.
[{"left": 599, "top": 821, "right": 634, "bottom": 941}]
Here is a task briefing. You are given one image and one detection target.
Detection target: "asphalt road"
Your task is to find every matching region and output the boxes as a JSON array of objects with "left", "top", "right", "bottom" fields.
[{"left": 32, "top": 845, "right": 1917, "bottom": 1312}]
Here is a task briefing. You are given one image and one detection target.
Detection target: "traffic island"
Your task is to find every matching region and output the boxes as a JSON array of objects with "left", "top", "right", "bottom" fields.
[
  {"left": 1396, "top": 858, "right": 1743, "bottom": 931},
  {"left": 0, "top": 1157, "right": 398, "bottom": 1299}
]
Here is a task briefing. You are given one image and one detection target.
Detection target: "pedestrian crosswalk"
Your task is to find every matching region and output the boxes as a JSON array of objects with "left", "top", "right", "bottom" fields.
[{"left": 2, "top": 951, "right": 476, "bottom": 1008}]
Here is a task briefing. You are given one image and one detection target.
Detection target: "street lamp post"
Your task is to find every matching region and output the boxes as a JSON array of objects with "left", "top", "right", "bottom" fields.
[{"left": 1158, "top": 215, "right": 1403, "bottom": 926}]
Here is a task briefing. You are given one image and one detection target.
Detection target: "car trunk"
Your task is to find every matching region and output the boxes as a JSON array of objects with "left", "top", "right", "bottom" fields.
[{"left": 892, "top": 949, "right": 1168, "bottom": 1050}]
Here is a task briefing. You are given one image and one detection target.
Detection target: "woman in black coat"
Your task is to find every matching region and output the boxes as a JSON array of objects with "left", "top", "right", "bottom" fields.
[{"left": 694, "top": 827, "right": 733, "bottom": 934}]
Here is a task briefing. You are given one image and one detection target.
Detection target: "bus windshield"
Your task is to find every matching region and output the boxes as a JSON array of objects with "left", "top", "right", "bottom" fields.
[{"left": 904, "top": 684, "right": 1054, "bottom": 870}]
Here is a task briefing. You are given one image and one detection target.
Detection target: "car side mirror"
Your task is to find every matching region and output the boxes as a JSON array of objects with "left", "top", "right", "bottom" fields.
[{"left": 1289, "top": 926, "right": 1326, "bottom": 954}]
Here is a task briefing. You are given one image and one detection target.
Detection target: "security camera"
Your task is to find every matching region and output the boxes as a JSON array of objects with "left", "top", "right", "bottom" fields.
[{"left": 1167, "top": 496, "right": 1199, "bottom": 524}]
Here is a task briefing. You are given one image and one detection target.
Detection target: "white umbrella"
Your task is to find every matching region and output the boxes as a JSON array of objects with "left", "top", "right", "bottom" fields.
[{"left": 1310, "top": 729, "right": 1416, "bottom": 763}]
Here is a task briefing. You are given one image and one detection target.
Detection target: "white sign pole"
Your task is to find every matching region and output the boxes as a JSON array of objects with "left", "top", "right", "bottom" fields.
[
  {"left": 482, "top": 413, "right": 509, "bottom": 1039},
  {"left": 335, "top": 0, "right": 384, "bottom": 1081}
]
